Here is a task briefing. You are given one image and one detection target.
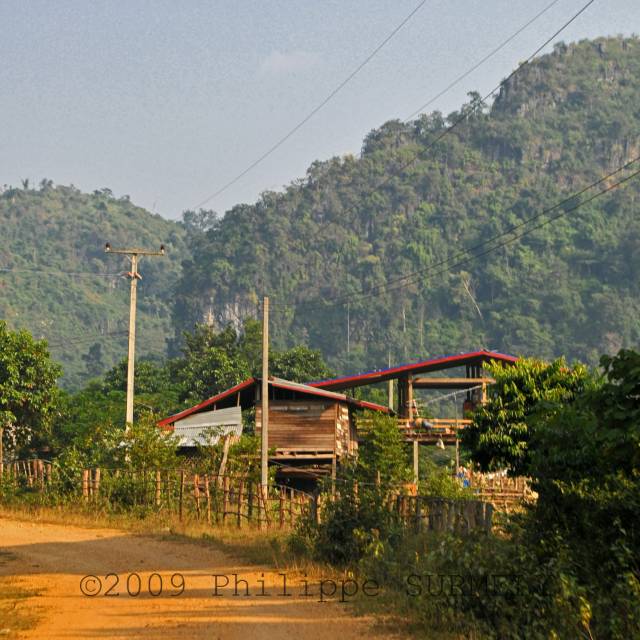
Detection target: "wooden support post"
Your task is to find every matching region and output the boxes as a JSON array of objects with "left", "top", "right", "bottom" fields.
[
  {"left": 407, "top": 376, "right": 414, "bottom": 420},
  {"left": 289, "top": 488, "right": 295, "bottom": 527},
  {"left": 82, "top": 469, "right": 89, "bottom": 501},
  {"left": 179, "top": 469, "right": 185, "bottom": 522},
  {"left": 398, "top": 376, "right": 407, "bottom": 418},
  {"left": 413, "top": 439, "right": 419, "bottom": 488}
]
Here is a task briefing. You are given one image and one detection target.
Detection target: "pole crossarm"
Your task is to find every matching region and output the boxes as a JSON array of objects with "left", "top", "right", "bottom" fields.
[{"left": 105, "top": 243, "right": 165, "bottom": 256}]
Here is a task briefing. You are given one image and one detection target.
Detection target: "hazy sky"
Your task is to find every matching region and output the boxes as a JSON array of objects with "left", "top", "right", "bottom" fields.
[{"left": 1, "top": 1, "right": 639, "bottom": 220}]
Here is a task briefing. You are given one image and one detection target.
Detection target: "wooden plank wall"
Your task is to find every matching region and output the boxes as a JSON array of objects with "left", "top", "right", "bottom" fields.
[{"left": 255, "top": 401, "right": 337, "bottom": 451}]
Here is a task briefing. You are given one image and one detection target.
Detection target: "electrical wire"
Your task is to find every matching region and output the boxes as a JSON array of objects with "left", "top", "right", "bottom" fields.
[
  {"left": 250, "top": 0, "right": 598, "bottom": 312},
  {"left": 403, "top": 0, "right": 562, "bottom": 121},
  {"left": 191, "top": 0, "right": 429, "bottom": 209},
  {"left": 44, "top": 330, "right": 129, "bottom": 349},
  {"left": 267, "top": 149, "right": 638, "bottom": 311},
  {"left": 308, "top": 0, "right": 597, "bottom": 238},
  {"left": 0, "top": 266, "right": 123, "bottom": 278}
]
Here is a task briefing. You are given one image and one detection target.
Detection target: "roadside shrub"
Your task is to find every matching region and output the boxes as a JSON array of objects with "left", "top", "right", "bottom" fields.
[{"left": 291, "top": 411, "right": 411, "bottom": 565}]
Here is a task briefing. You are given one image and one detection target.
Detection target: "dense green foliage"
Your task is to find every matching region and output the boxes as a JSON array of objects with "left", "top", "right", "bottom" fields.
[
  {"left": 526, "top": 350, "right": 640, "bottom": 637},
  {"left": 463, "top": 357, "right": 592, "bottom": 474},
  {"left": 359, "top": 349, "right": 640, "bottom": 639},
  {"left": 0, "top": 321, "right": 62, "bottom": 456},
  {"left": 172, "top": 37, "right": 640, "bottom": 374},
  {"left": 0, "top": 183, "right": 186, "bottom": 389}
]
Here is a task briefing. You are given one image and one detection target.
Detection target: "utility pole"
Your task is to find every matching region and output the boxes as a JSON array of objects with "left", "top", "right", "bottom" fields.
[
  {"left": 260, "top": 296, "right": 269, "bottom": 527},
  {"left": 105, "top": 243, "right": 165, "bottom": 430}
]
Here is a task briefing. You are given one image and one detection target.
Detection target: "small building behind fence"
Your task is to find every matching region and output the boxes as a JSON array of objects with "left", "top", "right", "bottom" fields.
[{"left": 158, "top": 376, "right": 391, "bottom": 486}]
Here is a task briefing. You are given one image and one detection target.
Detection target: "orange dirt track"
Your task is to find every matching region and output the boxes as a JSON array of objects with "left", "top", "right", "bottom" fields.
[{"left": 0, "top": 517, "right": 402, "bottom": 639}]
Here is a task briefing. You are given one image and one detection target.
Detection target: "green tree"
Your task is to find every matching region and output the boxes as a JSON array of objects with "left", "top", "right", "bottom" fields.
[
  {"left": 270, "top": 345, "right": 332, "bottom": 382},
  {"left": 463, "top": 357, "right": 591, "bottom": 475},
  {"left": 523, "top": 350, "right": 640, "bottom": 638},
  {"left": 356, "top": 411, "right": 411, "bottom": 484},
  {"left": 0, "top": 321, "right": 62, "bottom": 456}
]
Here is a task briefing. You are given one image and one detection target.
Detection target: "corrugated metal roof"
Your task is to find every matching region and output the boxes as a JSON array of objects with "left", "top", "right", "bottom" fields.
[{"left": 309, "top": 350, "right": 518, "bottom": 391}]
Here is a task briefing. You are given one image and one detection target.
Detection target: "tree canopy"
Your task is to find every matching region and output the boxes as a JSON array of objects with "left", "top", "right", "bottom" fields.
[{"left": 0, "top": 321, "right": 62, "bottom": 456}]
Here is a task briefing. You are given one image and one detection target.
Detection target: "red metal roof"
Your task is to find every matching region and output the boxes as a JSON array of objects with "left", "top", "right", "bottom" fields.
[
  {"left": 158, "top": 377, "right": 390, "bottom": 427},
  {"left": 309, "top": 350, "right": 518, "bottom": 391}
]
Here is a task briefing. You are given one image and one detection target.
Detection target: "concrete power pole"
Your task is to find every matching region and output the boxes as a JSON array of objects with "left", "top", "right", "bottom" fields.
[
  {"left": 105, "top": 243, "right": 165, "bottom": 430},
  {"left": 260, "top": 296, "right": 269, "bottom": 526}
]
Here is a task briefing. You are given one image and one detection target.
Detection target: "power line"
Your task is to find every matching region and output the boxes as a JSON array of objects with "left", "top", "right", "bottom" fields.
[
  {"left": 404, "top": 0, "right": 562, "bottom": 121},
  {"left": 329, "top": 154, "right": 640, "bottom": 304},
  {"left": 344, "top": 162, "right": 640, "bottom": 304},
  {"left": 261, "top": 0, "right": 597, "bottom": 311},
  {"left": 262, "top": 0, "right": 598, "bottom": 313},
  {"left": 44, "top": 330, "right": 129, "bottom": 349},
  {"left": 191, "top": 0, "right": 429, "bottom": 210},
  {"left": 323, "top": 0, "right": 596, "bottom": 231},
  {"left": 268, "top": 154, "right": 640, "bottom": 309},
  {"left": 0, "top": 266, "right": 123, "bottom": 278}
]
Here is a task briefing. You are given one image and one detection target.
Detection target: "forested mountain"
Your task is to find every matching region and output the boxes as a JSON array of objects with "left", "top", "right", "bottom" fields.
[
  {"left": 173, "top": 36, "right": 640, "bottom": 374},
  {"left": 3, "top": 37, "right": 639, "bottom": 390},
  {"left": 0, "top": 184, "right": 185, "bottom": 388}
]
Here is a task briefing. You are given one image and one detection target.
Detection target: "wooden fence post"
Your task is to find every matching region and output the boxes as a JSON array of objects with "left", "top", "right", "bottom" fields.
[
  {"left": 222, "top": 475, "right": 229, "bottom": 524},
  {"left": 279, "top": 488, "right": 285, "bottom": 529},
  {"left": 204, "top": 474, "right": 211, "bottom": 524},
  {"left": 237, "top": 480, "right": 244, "bottom": 528},
  {"left": 93, "top": 468, "right": 101, "bottom": 500},
  {"left": 247, "top": 482, "right": 254, "bottom": 524},
  {"left": 179, "top": 469, "right": 185, "bottom": 522},
  {"left": 82, "top": 469, "right": 89, "bottom": 501},
  {"left": 415, "top": 496, "right": 422, "bottom": 532},
  {"left": 155, "top": 470, "right": 161, "bottom": 508},
  {"left": 194, "top": 474, "right": 201, "bottom": 520}
]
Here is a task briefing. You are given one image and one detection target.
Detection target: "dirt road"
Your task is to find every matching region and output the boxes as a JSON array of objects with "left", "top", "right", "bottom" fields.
[{"left": 0, "top": 517, "right": 400, "bottom": 639}]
